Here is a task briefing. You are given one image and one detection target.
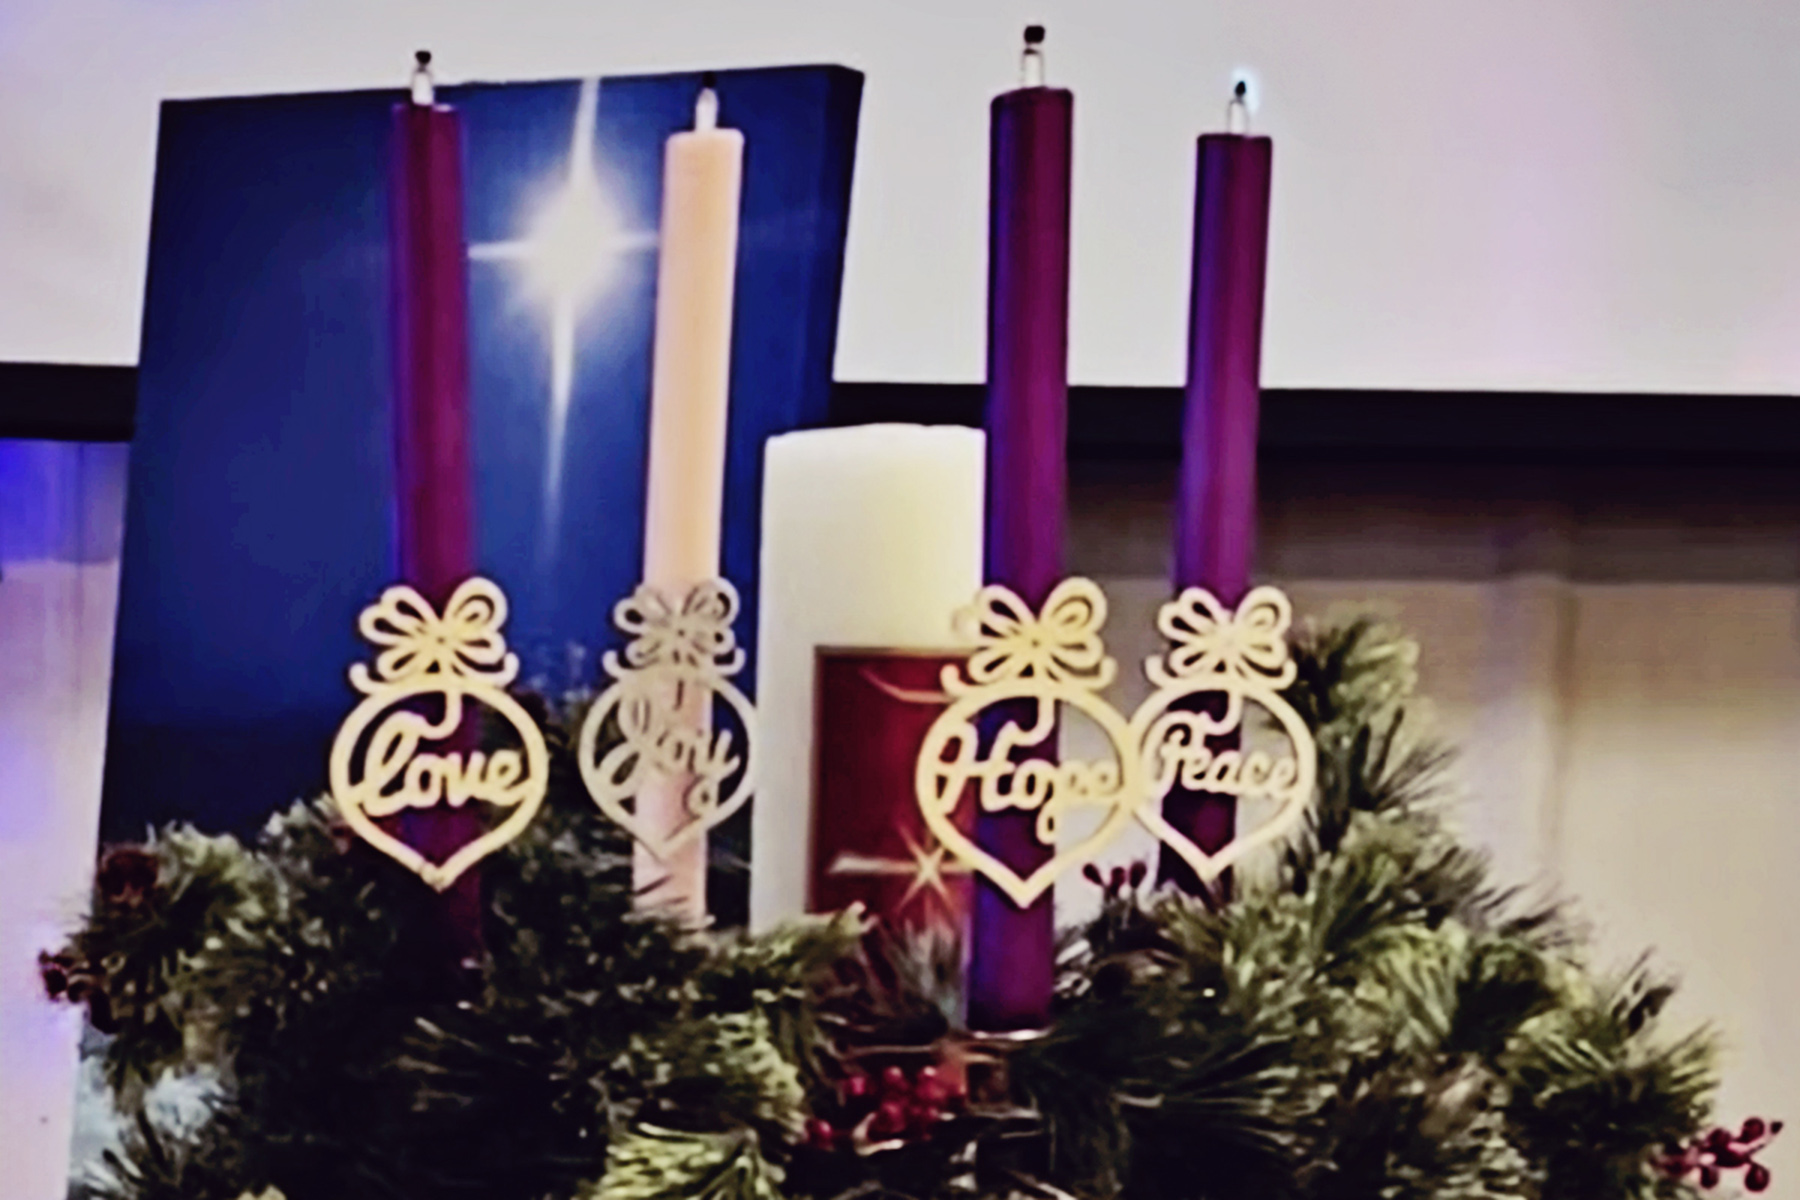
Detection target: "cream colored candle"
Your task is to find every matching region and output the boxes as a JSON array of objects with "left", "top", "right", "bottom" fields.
[
  {"left": 752, "top": 425, "right": 986, "bottom": 930},
  {"left": 638, "top": 83, "right": 744, "bottom": 921}
]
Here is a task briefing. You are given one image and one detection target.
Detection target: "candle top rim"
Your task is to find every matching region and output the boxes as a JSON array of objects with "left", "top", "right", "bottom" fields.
[
  {"left": 765, "top": 424, "right": 987, "bottom": 466},
  {"left": 770, "top": 423, "right": 986, "bottom": 443},
  {"left": 994, "top": 85, "right": 1074, "bottom": 102}
]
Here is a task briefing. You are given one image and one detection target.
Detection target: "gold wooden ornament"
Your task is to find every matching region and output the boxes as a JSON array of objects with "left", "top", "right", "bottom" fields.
[
  {"left": 1129, "top": 586, "right": 1316, "bottom": 884},
  {"left": 328, "top": 577, "right": 549, "bottom": 891},
  {"left": 914, "top": 579, "right": 1142, "bottom": 909},
  {"left": 576, "top": 580, "right": 756, "bottom": 862},
  {"left": 913, "top": 579, "right": 1316, "bottom": 907}
]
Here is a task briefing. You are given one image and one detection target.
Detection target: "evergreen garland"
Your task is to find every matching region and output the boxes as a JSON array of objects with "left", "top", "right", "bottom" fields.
[{"left": 42, "top": 614, "right": 1761, "bottom": 1200}]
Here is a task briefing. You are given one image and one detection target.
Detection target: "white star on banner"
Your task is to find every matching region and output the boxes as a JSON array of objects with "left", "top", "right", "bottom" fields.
[{"left": 469, "top": 78, "right": 656, "bottom": 566}]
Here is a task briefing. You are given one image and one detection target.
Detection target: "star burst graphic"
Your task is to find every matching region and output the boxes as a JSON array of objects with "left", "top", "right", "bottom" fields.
[
  {"left": 469, "top": 77, "right": 657, "bottom": 568},
  {"left": 827, "top": 829, "right": 971, "bottom": 912}
]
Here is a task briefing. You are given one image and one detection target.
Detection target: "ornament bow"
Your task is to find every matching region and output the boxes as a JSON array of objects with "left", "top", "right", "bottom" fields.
[
  {"left": 350, "top": 577, "right": 518, "bottom": 691},
  {"left": 612, "top": 580, "right": 745, "bottom": 674},
  {"left": 953, "top": 577, "right": 1117, "bottom": 692},
  {"left": 1150, "top": 586, "right": 1296, "bottom": 688}
]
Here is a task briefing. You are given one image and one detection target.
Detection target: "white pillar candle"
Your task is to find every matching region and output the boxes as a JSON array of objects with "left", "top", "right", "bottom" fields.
[
  {"left": 637, "top": 83, "right": 744, "bottom": 922},
  {"left": 752, "top": 425, "right": 986, "bottom": 930}
]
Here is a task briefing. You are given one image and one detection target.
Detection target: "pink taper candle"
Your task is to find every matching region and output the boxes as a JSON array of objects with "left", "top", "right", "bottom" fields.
[
  {"left": 389, "top": 51, "right": 483, "bottom": 971},
  {"left": 638, "top": 76, "right": 744, "bottom": 922}
]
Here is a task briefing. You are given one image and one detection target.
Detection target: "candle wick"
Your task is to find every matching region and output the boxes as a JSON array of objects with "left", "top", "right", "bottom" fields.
[
  {"left": 1020, "top": 24, "right": 1046, "bottom": 88},
  {"left": 695, "top": 73, "right": 720, "bottom": 131},
  {"left": 1225, "top": 79, "right": 1250, "bottom": 134},
  {"left": 411, "top": 49, "right": 435, "bottom": 107}
]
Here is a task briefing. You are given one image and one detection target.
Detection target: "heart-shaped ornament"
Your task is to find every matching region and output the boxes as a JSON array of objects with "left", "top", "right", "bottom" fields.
[
  {"left": 912, "top": 580, "right": 1320, "bottom": 906},
  {"left": 576, "top": 580, "right": 757, "bottom": 863},
  {"left": 1128, "top": 585, "right": 1317, "bottom": 885},
  {"left": 576, "top": 673, "right": 756, "bottom": 863},
  {"left": 1130, "top": 688, "right": 1314, "bottom": 886},
  {"left": 914, "top": 682, "right": 1145, "bottom": 909},
  {"left": 327, "top": 578, "right": 549, "bottom": 891}
]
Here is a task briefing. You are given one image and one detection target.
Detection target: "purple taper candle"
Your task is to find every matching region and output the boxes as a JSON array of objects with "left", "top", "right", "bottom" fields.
[
  {"left": 1160, "top": 99, "right": 1273, "bottom": 897},
  {"left": 969, "top": 26, "right": 1072, "bottom": 1033},
  {"left": 390, "top": 52, "right": 483, "bottom": 969}
]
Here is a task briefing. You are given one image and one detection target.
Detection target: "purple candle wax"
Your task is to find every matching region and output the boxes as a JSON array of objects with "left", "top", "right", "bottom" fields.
[
  {"left": 969, "top": 83, "right": 1072, "bottom": 1033},
  {"left": 1161, "top": 133, "right": 1273, "bottom": 894}
]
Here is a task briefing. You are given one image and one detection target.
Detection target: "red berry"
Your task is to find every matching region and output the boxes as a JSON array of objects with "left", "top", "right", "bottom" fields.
[
  {"left": 1081, "top": 864, "right": 1104, "bottom": 886},
  {"left": 39, "top": 958, "right": 68, "bottom": 999},
  {"left": 843, "top": 1073, "right": 870, "bottom": 1100},
  {"left": 1699, "top": 1165, "right": 1720, "bottom": 1189},
  {"left": 880, "top": 1065, "right": 909, "bottom": 1096},
  {"left": 1705, "top": 1127, "right": 1732, "bottom": 1150},
  {"left": 1714, "top": 1147, "right": 1746, "bottom": 1168},
  {"left": 1128, "top": 860, "right": 1148, "bottom": 887},
  {"left": 805, "top": 1118, "right": 835, "bottom": 1149},
  {"left": 1747, "top": 1163, "right": 1772, "bottom": 1192},
  {"left": 95, "top": 846, "right": 158, "bottom": 906},
  {"left": 914, "top": 1065, "right": 945, "bottom": 1103},
  {"left": 872, "top": 1099, "right": 907, "bottom": 1135},
  {"left": 1742, "top": 1117, "right": 1768, "bottom": 1142}
]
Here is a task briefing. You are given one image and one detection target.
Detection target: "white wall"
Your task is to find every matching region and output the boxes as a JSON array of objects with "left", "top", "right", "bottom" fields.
[
  {"left": 8, "top": 0, "right": 1800, "bottom": 393},
  {"left": 1051, "top": 468, "right": 1800, "bottom": 1193},
  {"left": 0, "top": 442, "right": 127, "bottom": 1200},
  {"left": 1051, "top": 573, "right": 1800, "bottom": 1196}
]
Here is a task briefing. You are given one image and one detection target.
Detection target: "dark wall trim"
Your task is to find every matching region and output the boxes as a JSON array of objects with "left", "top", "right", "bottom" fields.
[
  {"left": 7, "top": 364, "right": 1800, "bottom": 467},
  {"left": 833, "top": 382, "right": 1800, "bottom": 467},
  {"left": 0, "top": 363, "right": 137, "bottom": 442}
]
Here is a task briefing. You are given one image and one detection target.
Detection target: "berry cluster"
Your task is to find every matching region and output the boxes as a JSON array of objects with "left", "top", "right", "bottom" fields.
[
  {"left": 1661, "top": 1117, "right": 1781, "bottom": 1192},
  {"left": 37, "top": 948, "right": 115, "bottom": 1031},
  {"left": 94, "top": 844, "right": 160, "bottom": 908},
  {"left": 805, "top": 1063, "right": 966, "bottom": 1153},
  {"left": 37, "top": 846, "right": 162, "bottom": 1034}
]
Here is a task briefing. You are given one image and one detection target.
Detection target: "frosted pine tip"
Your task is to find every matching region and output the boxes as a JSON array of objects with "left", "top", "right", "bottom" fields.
[
  {"left": 1020, "top": 24, "right": 1047, "bottom": 87},
  {"left": 410, "top": 50, "right": 435, "bottom": 106},
  {"left": 695, "top": 72, "right": 720, "bottom": 131}
]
